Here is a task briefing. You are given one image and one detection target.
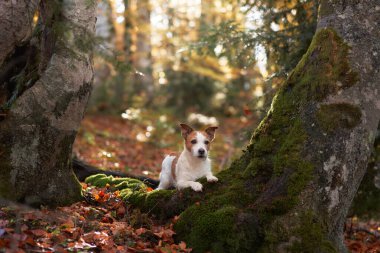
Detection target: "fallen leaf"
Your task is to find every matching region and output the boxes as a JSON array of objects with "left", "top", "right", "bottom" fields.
[
  {"left": 30, "top": 229, "right": 47, "bottom": 237},
  {"left": 136, "top": 227, "right": 146, "bottom": 236},
  {"left": 179, "top": 241, "right": 186, "bottom": 250}
]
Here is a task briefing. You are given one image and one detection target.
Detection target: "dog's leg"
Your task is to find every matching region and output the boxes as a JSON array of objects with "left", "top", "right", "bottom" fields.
[
  {"left": 206, "top": 173, "right": 218, "bottom": 183},
  {"left": 156, "top": 155, "right": 175, "bottom": 190},
  {"left": 156, "top": 173, "right": 171, "bottom": 190},
  {"left": 177, "top": 180, "right": 203, "bottom": 192}
]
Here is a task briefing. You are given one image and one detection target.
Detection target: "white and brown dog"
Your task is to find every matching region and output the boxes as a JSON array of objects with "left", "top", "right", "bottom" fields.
[{"left": 156, "top": 124, "right": 219, "bottom": 191}]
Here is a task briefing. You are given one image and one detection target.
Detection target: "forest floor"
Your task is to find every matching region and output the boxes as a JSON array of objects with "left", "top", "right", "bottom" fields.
[
  {"left": 73, "top": 114, "right": 253, "bottom": 178},
  {"left": 0, "top": 114, "right": 379, "bottom": 252}
]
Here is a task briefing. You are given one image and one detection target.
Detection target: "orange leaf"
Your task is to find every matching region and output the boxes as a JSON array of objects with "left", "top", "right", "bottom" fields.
[
  {"left": 179, "top": 241, "right": 186, "bottom": 250},
  {"left": 136, "top": 227, "right": 146, "bottom": 236},
  {"left": 30, "top": 229, "right": 47, "bottom": 237},
  {"left": 172, "top": 216, "right": 180, "bottom": 223},
  {"left": 25, "top": 236, "right": 37, "bottom": 246},
  {"left": 117, "top": 206, "right": 126, "bottom": 217},
  {"left": 21, "top": 224, "right": 28, "bottom": 232}
]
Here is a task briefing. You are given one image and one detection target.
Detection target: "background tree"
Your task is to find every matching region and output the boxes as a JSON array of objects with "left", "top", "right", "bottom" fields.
[{"left": 0, "top": 0, "right": 96, "bottom": 206}]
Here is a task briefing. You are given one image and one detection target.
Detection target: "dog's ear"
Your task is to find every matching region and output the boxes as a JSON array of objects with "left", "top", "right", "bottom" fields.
[
  {"left": 180, "top": 123, "right": 194, "bottom": 139},
  {"left": 205, "top": 126, "right": 218, "bottom": 141}
]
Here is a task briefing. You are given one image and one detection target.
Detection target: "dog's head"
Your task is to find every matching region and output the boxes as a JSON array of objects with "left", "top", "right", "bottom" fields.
[{"left": 180, "top": 123, "right": 218, "bottom": 159}]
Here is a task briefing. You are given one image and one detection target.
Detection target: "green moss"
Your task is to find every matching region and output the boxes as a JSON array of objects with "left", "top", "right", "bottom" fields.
[
  {"left": 175, "top": 205, "right": 239, "bottom": 253},
  {"left": 285, "top": 28, "right": 358, "bottom": 102},
  {"left": 84, "top": 28, "right": 358, "bottom": 252},
  {"left": 316, "top": 103, "right": 362, "bottom": 132},
  {"left": 260, "top": 211, "right": 336, "bottom": 253},
  {"left": 273, "top": 119, "right": 308, "bottom": 176},
  {"left": 175, "top": 28, "right": 358, "bottom": 252},
  {"left": 243, "top": 157, "right": 265, "bottom": 177},
  {"left": 288, "top": 211, "right": 337, "bottom": 253},
  {"left": 85, "top": 174, "right": 176, "bottom": 214},
  {"left": 85, "top": 174, "right": 146, "bottom": 191}
]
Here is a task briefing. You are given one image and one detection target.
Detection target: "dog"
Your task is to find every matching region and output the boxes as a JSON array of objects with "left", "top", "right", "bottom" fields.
[{"left": 156, "top": 123, "right": 219, "bottom": 191}]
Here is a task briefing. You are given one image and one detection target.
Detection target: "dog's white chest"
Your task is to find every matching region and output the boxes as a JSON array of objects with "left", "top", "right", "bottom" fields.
[{"left": 176, "top": 157, "right": 210, "bottom": 182}]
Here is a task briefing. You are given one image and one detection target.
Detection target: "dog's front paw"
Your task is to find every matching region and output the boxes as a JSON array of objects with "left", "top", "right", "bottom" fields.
[
  {"left": 207, "top": 175, "right": 218, "bottom": 183},
  {"left": 190, "top": 182, "right": 203, "bottom": 192}
]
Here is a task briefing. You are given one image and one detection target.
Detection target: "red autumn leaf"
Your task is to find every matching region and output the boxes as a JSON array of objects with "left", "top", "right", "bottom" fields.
[
  {"left": 127, "top": 246, "right": 138, "bottom": 252},
  {"left": 243, "top": 105, "right": 252, "bottom": 116},
  {"left": 0, "top": 238, "right": 10, "bottom": 248},
  {"left": 154, "top": 231, "right": 164, "bottom": 238},
  {"left": 178, "top": 241, "right": 187, "bottom": 250},
  {"left": 5, "top": 227, "right": 14, "bottom": 233},
  {"left": 347, "top": 241, "right": 366, "bottom": 252},
  {"left": 135, "top": 227, "right": 146, "bottom": 236},
  {"left": 20, "top": 224, "right": 29, "bottom": 232},
  {"left": 136, "top": 240, "right": 146, "bottom": 249},
  {"left": 172, "top": 216, "right": 180, "bottom": 223},
  {"left": 22, "top": 212, "right": 36, "bottom": 220},
  {"left": 51, "top": 234, "right": 66, "bottom": 244},
  {"left": 25, "top": 236, "right": 37, "bottom": 246},
  {"left": 117, "top": 205, "right": 126, "bottom": 217},
  {"left": 30, "top": 229, "right": 47, "bottom": 237},
  {"left": 161, "top": 229, "right": 175, "bottom": 241}
]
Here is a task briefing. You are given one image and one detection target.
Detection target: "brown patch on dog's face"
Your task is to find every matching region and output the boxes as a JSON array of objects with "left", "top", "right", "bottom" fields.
[
  {"left": 180, "top": 123, "right": 194, "bottom": 140},
  {"left": 185, "top": 131, "right": 198, "bottom": 152},
  {"left": 204, "top": 126, "right": 218, "bottom": 142}
]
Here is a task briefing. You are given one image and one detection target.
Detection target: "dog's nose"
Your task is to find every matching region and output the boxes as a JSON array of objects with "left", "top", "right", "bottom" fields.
[{"left": 198, "top": 149, "right": 205, "bottom": 155}]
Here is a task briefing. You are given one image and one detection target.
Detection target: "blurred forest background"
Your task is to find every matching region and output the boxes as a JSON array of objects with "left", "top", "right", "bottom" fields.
[
  {"left": 74, "top": 0, "right": 318, "bottom": 178},
  {"left": 2, "top": 1, "right": 380, "bottom": 252}
]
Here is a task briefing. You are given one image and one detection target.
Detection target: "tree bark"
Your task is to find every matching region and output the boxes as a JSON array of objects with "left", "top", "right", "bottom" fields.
[
  {"left": 0, "top": 0, "right": 39, "bottom": 66},
  {"left": 0, "top": 0, "right": 96, "bottom": 206},
  {"left": 350, "top": 126, "right": 380, "bottom": 218},
  {"left": 86, "top": 1, "right": 380, "bottom": 252}
]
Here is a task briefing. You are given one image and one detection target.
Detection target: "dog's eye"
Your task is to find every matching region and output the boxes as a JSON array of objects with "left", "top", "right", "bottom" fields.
[
  {"left": 191, "top": 140, "right": 197, "bottom": 144},
  {"left": 204, "top": 140, "right": 210, "bottom": 145}
]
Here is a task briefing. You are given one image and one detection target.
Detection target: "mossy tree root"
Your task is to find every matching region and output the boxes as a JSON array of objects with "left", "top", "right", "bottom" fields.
[{"left": 87, "top": 27, "right": 361, "bottom": 252}]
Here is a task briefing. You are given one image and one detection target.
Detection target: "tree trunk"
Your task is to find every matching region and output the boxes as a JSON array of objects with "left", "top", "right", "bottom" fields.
[
  {"left": 86, "top": 1, "right": 380, "bottom": 252},
  {"left": 0, "top": 0, "right": 96, "bottom": 206},
  {"left": 0, "top": 0, "right": 39, "bottom": 66},
  {"left": 350, "top": 126, "right": 380, "bottom": 218},
  {"left": 131, "top": 0, "right": 154, "bottom": 104}
]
